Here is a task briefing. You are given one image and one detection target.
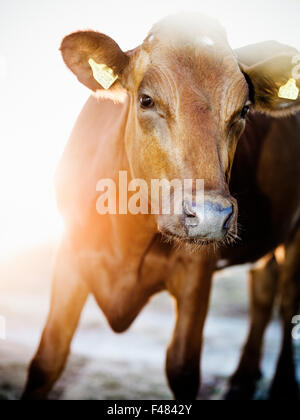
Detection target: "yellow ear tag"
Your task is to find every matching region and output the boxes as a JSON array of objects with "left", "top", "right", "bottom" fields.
[
  {"left": 88, "top": 58, "right": 118, "bottom": 90},
  {"left": 278, "top": 78, "right": 299, "bottom": 101}
]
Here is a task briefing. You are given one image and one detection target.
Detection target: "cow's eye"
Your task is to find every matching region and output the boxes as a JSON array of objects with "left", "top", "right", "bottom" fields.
[
  {"left": 139, "top": 94, "right": 155, "bottom": 109},
  {"left": 241, "top": 105, "right": 250, "bottom": 119}
]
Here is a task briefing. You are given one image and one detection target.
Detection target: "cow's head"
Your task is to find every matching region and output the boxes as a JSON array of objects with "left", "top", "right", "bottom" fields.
[{"left": 61, "top": 13, "right": 300, "bottom": 245}]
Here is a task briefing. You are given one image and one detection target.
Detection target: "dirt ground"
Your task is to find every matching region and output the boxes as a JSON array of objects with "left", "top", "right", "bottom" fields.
[{"left": 0, "top": 244, "right": 299, "bottom": 400}]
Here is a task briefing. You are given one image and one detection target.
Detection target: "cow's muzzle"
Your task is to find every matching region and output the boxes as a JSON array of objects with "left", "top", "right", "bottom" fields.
[
  {"left": 182, "top": 197, "right": 236, "bottom": 242},
  {"left": 158, "top": 193, "right": 237, "bottom": 244}
]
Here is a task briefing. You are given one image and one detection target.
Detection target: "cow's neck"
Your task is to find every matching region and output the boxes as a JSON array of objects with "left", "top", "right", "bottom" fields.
[{"left": 95, "top": 95, "right": 158, "bottom": 273}]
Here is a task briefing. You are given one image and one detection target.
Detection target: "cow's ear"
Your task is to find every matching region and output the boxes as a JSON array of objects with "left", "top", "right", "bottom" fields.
[
  {"left": 60, "top": 31, "right": 130, "bottom": 91},
  {"left": 236, "top": 42, "right": 300, "bottom": 116}
]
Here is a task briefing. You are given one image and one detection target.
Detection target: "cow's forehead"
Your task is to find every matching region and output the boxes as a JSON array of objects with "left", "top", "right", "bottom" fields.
[
  {"left": 143, "top": 13, "right": 229, "bottom": 51},
  {"left": 140, "top": 13, "right": 237, "bottom": 78},
  {"left": 131, "top": 13, "right": 247, "bottom": 109}
]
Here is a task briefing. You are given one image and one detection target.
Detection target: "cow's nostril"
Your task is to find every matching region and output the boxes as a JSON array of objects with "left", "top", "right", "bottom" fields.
[
  {"left": 223, "top": 206, "right": 235, "bottom": 231},
  {"left": 183, "top": 202, "right": 197, "bottom": 218},
  {"left": 183, "top": 202, "right": 199, "bottom": 229}
]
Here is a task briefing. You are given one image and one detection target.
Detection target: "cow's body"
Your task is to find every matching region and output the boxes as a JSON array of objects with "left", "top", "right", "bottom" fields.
[{"left": 22, "top": 14, "right": 300, "bottom": 400}]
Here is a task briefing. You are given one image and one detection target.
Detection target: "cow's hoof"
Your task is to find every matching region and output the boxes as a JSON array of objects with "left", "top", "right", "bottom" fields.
[
  {"left": 269, "top": 377, "right": 300, "bottom": 401},
  {"left": 224, "top": 371, "right": 261, "bottom": 400},
  {"left": 224, "top": 382, "right": 257, "bottom": 400}
]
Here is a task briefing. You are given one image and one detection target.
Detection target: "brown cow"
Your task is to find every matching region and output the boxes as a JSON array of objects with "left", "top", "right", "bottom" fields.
[
  {"left": 22, "top": 14, "right": 300, "bottom": 400},
  {"left": 223, "top": 45, "right": 300, "bottom": 401}
]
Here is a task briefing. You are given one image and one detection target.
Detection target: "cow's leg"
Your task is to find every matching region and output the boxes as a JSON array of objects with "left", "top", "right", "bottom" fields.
[
  {"left": 166, "top": 253, "right": 215, "bottom": 400},
  {"left": 22, "top": 239, "right": 89, "bottom": 400},
  {"left": 270, "top": 232, "right": 300, "bottom": 400},
  {"left": 226, "top": 254, "right": 279, "bottom": 400}
]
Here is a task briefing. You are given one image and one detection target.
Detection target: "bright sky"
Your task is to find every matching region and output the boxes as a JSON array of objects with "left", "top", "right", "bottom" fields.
[{"left": 0, "top": 0, "right": 300, "bottom": 258}]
